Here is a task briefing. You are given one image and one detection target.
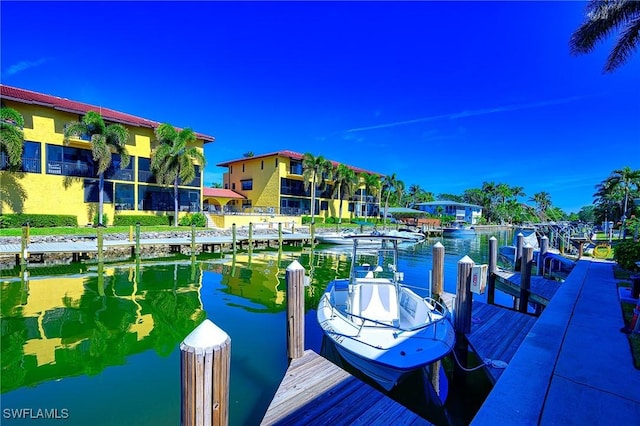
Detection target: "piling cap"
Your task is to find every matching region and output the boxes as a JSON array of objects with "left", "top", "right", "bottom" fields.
[
  {"left": 433, "top": 242, "right": 444, "bottom": 248},
  {"left": 181, "top": 319, "right": 230, "bottom": 353},
  {"left": 287, "top": 260, "right": 305, "bottom": 271},
  {"left": 458, "top": 255, "right": 474, "bottom": 264}
]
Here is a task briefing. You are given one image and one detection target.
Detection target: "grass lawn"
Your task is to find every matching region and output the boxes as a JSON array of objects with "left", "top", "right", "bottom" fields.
[
  {"left": 614, "top": 265, "right": 640, "bottom": 369},
  {"left": 0, "top": 225, "right": 210, "bottom": 237}
]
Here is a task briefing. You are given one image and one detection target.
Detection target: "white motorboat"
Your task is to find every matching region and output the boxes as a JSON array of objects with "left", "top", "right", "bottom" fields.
[
  {"left": 499, "top": 227, "right": 539, "bottom": 266},
  {"left": 317, "top": 235, "right": 455, "bottom": 390},
  {"left": 316, "top": 229, "right": 424, "bottom": 245}
]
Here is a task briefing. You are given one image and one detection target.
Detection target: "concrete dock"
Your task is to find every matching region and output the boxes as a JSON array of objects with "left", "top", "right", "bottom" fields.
[{"left": 472, "top": 259, "right": 640, "bottom": 424}]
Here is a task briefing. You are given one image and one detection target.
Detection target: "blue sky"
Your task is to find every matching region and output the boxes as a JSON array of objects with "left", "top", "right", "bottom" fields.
[{"left": 1, "top": 1, "right": 638, "bottom": 214}]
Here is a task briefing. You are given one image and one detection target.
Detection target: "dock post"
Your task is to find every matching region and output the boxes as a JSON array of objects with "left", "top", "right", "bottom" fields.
[
  {"left": 453, "top": 255, "right": 474, "bottom": 384},
  {"left": 97, "top": 226, "right": 104, "bottom": 265},
  {"left": 180, "top": 319, "right": 231, "bottom": 426},
  {"left": 454, "top": 255, "right": 474, "bottom": 334},
  {"left": 232, "top": 224, "right": 237, "bottom": 255},
  {"left": 487, "top": 237, "right": 497, "bottom": 305},
  {"left": 286, "top": 260, "right": 305, "bottom": 360},
  {"left": 519, "top": 244, "right": 534, "bottom": 313},
  {"left": 135, "top": 223, "right": 141, "bottom": 259},
  {"left": 515, "top": 233, "right": 524, "bottom": 270},
  {"left": 191, "top": 223, "right": 197, "bottom": 262},
  {"left": 539, "top": 236, "right": 549, "bottom": 275},
  {"left": 432, "top": 242, "right": 444, "bottom": 300},
  {"left": 129, "top": 225, "right": 134, "bottom": 242},
  {"left": 278, "top": 223, "right": 283, "bottom": 249},
  {"left": 248, "top": 222, "right": 253, "bottom": 254},
  {"left": 20, "top": 224, "right": 29, "bottom": 267}
]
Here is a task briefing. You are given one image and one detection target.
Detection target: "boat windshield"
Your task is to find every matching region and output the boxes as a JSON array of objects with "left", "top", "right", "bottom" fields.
[{"left": 349, "top": 238, "right": 399, "bottom": 284}]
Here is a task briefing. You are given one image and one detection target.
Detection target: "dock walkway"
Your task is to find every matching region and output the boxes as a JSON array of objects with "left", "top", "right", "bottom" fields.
[
  {"left": 493, "top": 269, "right": 561, "bottom": 305},
  {"left": 473, "top": 259, "right": 640, "bottom": 424},
  {"left": 260, "top": 350, "right": 430, "bottom": 425}
]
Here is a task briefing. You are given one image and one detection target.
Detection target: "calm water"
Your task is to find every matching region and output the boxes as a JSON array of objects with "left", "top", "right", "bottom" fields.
[{"left": 0, "top": 230, "right": 513, "bottom": 425}]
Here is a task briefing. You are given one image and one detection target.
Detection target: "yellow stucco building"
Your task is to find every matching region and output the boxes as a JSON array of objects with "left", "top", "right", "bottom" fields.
[
  {"left": 214, "top": 150, "right": 382, "bottom": 222},
  {"left": 0, "top": 85, "right": 214, "bottom": 225}
]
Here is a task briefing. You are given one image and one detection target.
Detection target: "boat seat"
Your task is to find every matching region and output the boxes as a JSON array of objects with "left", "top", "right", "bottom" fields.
[{"left": 350, "top": 282, "right": 399, "bottom": 326}]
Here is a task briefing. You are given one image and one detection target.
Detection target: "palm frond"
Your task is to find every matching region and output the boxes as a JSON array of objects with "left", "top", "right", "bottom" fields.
[
  {"left": 83, "top": 111, "right": 106, "bottom": 135},
  {"left": 605, "top": 14, "right": 640, "bottom": 71},
  {"left": 0, "top": 107, "right": 25, "bottom": 127},
  {"left": 63, "top": 121, "right": 88, "bottom": 143}
]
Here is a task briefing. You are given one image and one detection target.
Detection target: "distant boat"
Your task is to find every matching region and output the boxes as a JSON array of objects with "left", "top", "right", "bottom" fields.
[
  {"left": 499, "top": 227, "right": 539, "bottom": 266},
  {"left": 442, "top": 221, "right": 476, "bottom": 238},
  {"left": 316, "top": 229, "right": 424, "bottom": 245},
  {"left": 317, "top": 234, "right": 455, "bottom": 390}
]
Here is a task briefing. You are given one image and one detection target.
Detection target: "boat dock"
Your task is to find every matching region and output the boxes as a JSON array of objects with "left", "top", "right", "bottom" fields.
[
  {"left": 260, "top": 350, "right": 430, "bottom": 425},
  {"left": 493, "top": 269, "right": 561, "bottom": 307},
  {"left": 472, "top": 259, "right": 639, "bottom": 424}
]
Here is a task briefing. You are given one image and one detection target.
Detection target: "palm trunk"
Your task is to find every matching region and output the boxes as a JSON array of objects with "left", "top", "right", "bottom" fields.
[
  {"left": 98, "top": 173, "right": 104, "bottom": 226},
  {"left": 338, "top": 186, "right": 343, "bottom": 224},
  {"left": 310, "top": 174, "right": 317, "bottom": 224},
  {"left": 174, "top": 178, "right": 179, "bottom": 227}
]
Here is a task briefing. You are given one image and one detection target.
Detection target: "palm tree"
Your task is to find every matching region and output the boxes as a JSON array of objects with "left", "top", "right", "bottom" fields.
[
  {"left": 600, "top": 167, "right": 640, "bottom": 236},
  {"left": 151, "top": 123, "right": 206, "bottom": 227},
  {"left": 570, "top": 0, "right": 640, "bottom": 73},
  {"left": 381, "top": 173, "right": 400, "bottom": 228},
  {"left": 64, "top": 111, "right": 130, "bottom": 226},
  {"left": 302, "top": 153, "right": 332, "bottom": 225},
  {"left": 0, "top": 107, "right": 25, "bottom": 170},
  {"left": 360, "top": 172, "right": 381, "bottom": 220},
  {"left": 530, "top": 192, "right": 552, "bottom": 213},
  {"left": 330, "top": 164, "right": 356, "bottom": 224}
]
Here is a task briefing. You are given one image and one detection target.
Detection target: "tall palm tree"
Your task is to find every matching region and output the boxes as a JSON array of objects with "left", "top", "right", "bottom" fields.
[
  {"left": 302, "top": 153, "right": 332, "bottom": 225},
  {"left": 330, "top": 164, "right": 356, "bottom": 224},
  {"left": 0, "top": 107, "right": 25, "bottom": 170},
  {"left": 530, "top": 192, "right": 552, "bottom": 213},
  {"left": 600, "top": 167, "right": 640, "bottom": 236},
  {"left": 151, "top": 123, "right": 206, "bottom": 227},
  {"left": 360, "top": 172, "right": 381, "bottom": 220},
  {"left": 381, "top": 173, "right": 400, "bottom": 228},
  {"left": 64, "top": 111, "right": 130, "bottom": 226},
  {"left": 570, "top": 0, "right": 640, "bottom": 73}
]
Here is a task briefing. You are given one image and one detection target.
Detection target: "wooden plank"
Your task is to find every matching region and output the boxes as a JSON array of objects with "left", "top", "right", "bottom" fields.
[
  {"left": 466, "top": 302, "right": 537, "bottom": 383},
  {"left": 493, "top": 270, "right": 561, "bottom": 305},
  {"left": 261, "top": 350, "right": 430, "bottom": 426}
]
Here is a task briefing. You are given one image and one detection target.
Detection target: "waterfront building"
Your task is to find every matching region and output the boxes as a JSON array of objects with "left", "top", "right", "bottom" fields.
[
  {"left": 413, "top": 200, "right": 483, "bottom": 224},
  {"left": 214, "top": 150, "right": 382, "bottom": 222},
  {"left": 0, "top": 85, "right": 214, "bottom": 225}
]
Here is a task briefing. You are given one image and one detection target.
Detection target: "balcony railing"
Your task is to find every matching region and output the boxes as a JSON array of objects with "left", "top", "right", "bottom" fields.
[
  {"left": 0, "top": 155, "right": 41, "bottom": 173},
  {"left": 46, "top": 160, "right": 94, "bottom": 177}
]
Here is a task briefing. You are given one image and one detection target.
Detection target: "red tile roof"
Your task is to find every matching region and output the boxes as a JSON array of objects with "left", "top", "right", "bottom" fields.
[
  {"left": 0, "top": 84, "right": 215, "bottom": 143},
  {"left": 216, "top": 150, "right": 381, "bottom": 176},
  {"left": 202, "top": 188, "right": 245, "bottom": 199}
]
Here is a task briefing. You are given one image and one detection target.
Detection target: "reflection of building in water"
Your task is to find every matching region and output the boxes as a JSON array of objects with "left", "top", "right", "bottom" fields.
[{"left": 0, "top": 264, "right": 205, "bottom": 393}]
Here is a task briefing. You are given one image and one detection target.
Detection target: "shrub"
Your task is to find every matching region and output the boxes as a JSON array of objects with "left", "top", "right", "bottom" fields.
[
  {"left": 301, "top": 215, "right": 324, "bottom": 224},
  {"left": 92, "top": 212, "right": 109, "bottom": 226},
  {"left": 0, "top": 214, "right": 78, "bottom": 228},
  {"left": 614, "top": 241, "right": 640, "bottom": 272},
  {"left": 113, "top": 215, "right": 171, "bottom": 226},
  {"left": 178, "top": 213, "right": 207, "bottom": 227}
]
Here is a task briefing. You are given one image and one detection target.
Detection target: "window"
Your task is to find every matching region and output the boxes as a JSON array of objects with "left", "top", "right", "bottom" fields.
[
  {"left": 230, "top": 165, "right": 233, "bottom": 174},
  {"left": 47, "top": 144, "right": 93, "bottom": 177},
  {"left": 242, "top": 164, "right": 245, "bottom": 172},
  {"left": 0, "top": 141, "right": 41, "bottom": 173},
  {"left": 232, "top": 183, "right": 236, "bottom": 190},
  {"left": 242, "top": 200, "right": 252, "bottom": 210},
  {"left": 115, "top": 183, "right": 134, "bottom": 210},
  {"left": 138, "top": 157, "right": 155, "bottom": 183},
  {"left": 241, "top": 179, "right": 253, "bottom": 190},
  {"left": 275, "top": 158, "right": 278, "bottom": 167},
  {"left": 105, "top": 154, "right": 134, "bottom": 181},
  {"left": 138, "top": 186, "right": 200, "bottom": 212},
  {"left": 320, "top": 201, "right": 328, "bottom": 211},
  {"left": 261, "top": 160, "right": 264, "bottom": 170},
  {"left": 84, "top": 179, "right": 114, "bottom": 203},
  {"left": 290, "top": 160, "right": 303, "bottom": 175}
]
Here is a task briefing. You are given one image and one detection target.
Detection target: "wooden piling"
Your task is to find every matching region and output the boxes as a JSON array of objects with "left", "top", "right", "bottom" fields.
[
  {"left": 180, "top": 319, "right": 231, "bottom": 426},
  {"left": 286, "top": 260, "right": 305, "bottom": 360},
  {"left": 515, "top": 233, "right": 524, "bottom": 270},
  {"left": 454, "top": 255, "right": 474, "bottom": 334},
  {"left": 191, "top": 224, "right": 197, "bottom": 262},
  {"left": 97, "top": 226, "right": 104, "bottom": 264},
  {"left": 20, "top": 225, "right": 28, "bottom": 267},
  {"left": 432, "top": 242, "right": 444, "bottom": 299},
  {"left": 487, "top": 236, "right": 497, "bottom": 305},
  {"left": 232, "top": 224, "right": 237, "bottom": 255},
  {"left": 248, "top": 223, "right": 253, "bottom": 253},
  {"left": 135, "top": 223, "right": 141, "bottom": 258},
  {"left": 278, "top": 223, "right": 283, "bottom": 249},
  {"left": 519, "top": 244, "right": 534, "bottom": 313},
  {"left": 539, "top": 236, "right": 548, "bottom": 275}
]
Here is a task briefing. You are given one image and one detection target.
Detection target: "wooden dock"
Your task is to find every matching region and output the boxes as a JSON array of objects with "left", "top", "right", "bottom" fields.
[
  {"left": 493, "top": 269, "right": 561, "bottom": 306},
  {"left": 260, "top": 350, "right": 430, "bottom": 426},
  {"left": 467, "top": 301, "right": 537, "bottom": 383}
]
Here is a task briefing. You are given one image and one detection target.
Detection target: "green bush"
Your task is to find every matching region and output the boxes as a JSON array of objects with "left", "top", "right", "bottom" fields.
[
  {"left": 325, "top": 216, "right": 337, "bottom": 224},
  {"left": 0, "top": 214, "right": 78, "bottom": 228},
  {"left": 178, "top": 213, "right": 207, "bottom": 227},
  {"left": 302, "top": 216, "right": 324, "bottom": 224},
  {"left": 113, "top": 215, "right": 171, "bottom": 226},
  {"left": 92, "top": 212, "right": 109, "bottom": 226},
  {"left": 613, "top": 241, "right": 640, "bottom": 272}
]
